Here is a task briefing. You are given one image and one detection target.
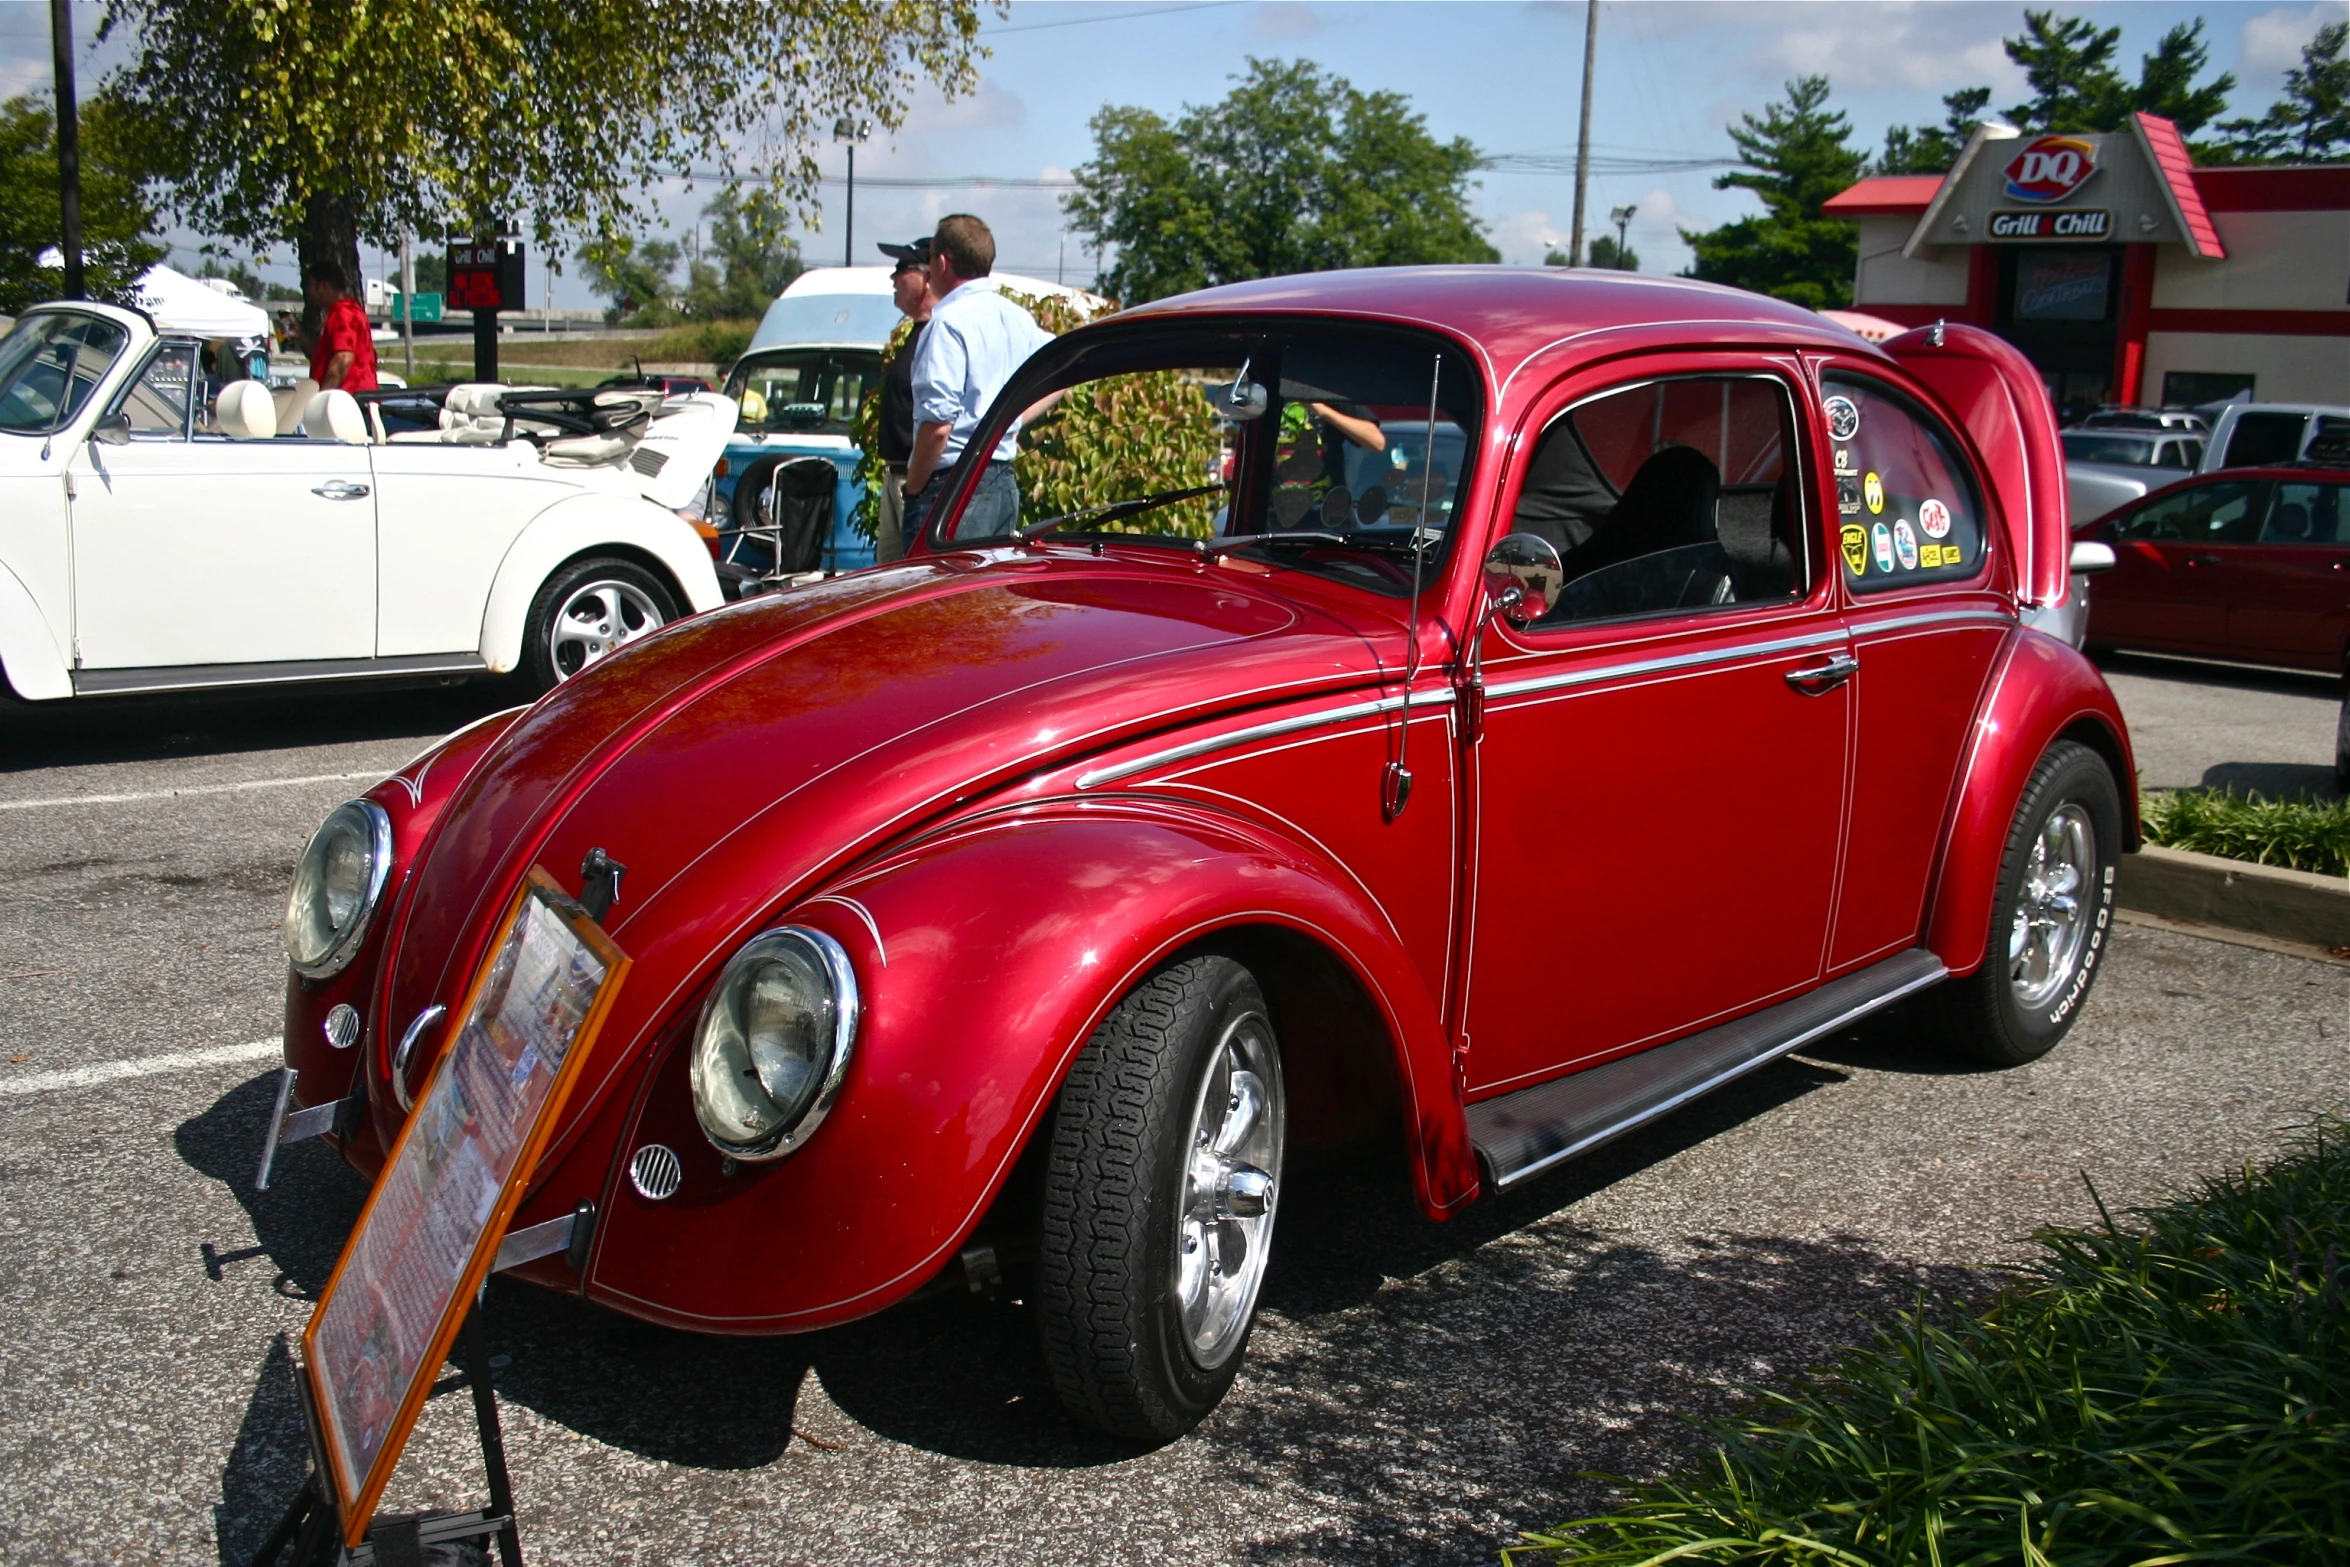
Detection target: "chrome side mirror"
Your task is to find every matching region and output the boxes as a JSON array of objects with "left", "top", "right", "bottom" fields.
[
  {"left": 93, "top": 411, "right": 132, "bottom": 446},
  {"left": 2069, "top": 539, "right": 2116, "bottom": 575},
  {"left": 1483, "top": 533, "right": 1562, "bottom": 625},
  {"left": 1203, "top": 380, "right": 1269, "bottom": 422}
]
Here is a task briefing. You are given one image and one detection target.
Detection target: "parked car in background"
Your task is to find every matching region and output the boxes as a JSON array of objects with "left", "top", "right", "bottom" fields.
[
  {"left": 2076, "top": 406, "right": 2208, "bottom": 436},
  {"left": 2197, "top": 403, "right": 2350, "bottom": 473},
  {"left": 715, "top": 266, "right": 1102, "bottom": 578},
  {"left": 271, "top": 271, "right": 2132, "bottom": 1445},
  {"left": 2063, "top": 425, "right": 2202, "bottom": 525},
  {"left": 2072, "top": 462, "right": 2350, "bottom": 678},
  {"left": 0, "top": 301, "right": 726, "bottom": 701}
]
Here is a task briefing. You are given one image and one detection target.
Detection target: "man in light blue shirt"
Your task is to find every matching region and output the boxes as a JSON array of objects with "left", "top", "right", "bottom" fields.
[{"left": 904, "top": 214, "right": 1056, "bottom": 542}]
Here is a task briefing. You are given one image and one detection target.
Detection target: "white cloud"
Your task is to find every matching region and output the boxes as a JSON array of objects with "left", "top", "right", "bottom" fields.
[
  {"left": 2238, "top": 5, "right": 2331, "bottom": 85},
  {"left": 1249, "top": 3, "right": 1323, "bottom": 39},
  {"left": 921, "top": 78, "right": 1029, "bottom": 132},
  {"left": 1486, "top": 209, "right": 1564, "bottom": 264}
]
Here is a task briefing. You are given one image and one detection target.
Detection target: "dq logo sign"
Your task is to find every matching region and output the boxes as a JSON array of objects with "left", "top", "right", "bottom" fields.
[{"left": 2003, "top": 135, "right": 2098, "bottom": 203}]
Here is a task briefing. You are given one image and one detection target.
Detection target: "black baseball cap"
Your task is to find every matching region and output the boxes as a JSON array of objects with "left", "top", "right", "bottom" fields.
[{"left": 877, "top": 237, "right": 932, "bottom": 273}]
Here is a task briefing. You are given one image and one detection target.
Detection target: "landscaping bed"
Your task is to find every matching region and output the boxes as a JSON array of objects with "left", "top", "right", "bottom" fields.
[
  {"left": 2140, "top": 787, "right": 2350, "bottom": 880},
  {"left": 1507, "top": 1118, "right": 2349, "bottom": 1564}
]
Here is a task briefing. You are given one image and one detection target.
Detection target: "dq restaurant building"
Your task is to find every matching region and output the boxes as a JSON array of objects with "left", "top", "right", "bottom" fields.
[{"left": 1824, "top": 112, "right": 2348, "bottom": 421}]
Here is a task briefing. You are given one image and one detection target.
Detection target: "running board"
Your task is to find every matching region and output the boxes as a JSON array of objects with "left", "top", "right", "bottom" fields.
[{"left": 1467, "top": 949, "right": 1948, "bottom": 1192}]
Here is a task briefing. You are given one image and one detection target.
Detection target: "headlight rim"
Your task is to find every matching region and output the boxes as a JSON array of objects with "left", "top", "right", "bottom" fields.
[
  {"left": 688, "top": 924, "right": 860, "bottom": 1163},
  {"left": 284, "top": 798, "right": 394, "bottom": 981}
]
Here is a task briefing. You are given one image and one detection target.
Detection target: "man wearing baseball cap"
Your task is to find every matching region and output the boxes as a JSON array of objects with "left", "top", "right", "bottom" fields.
[{"left": 872, "top": 237, "right": 934, "bottom": 563}]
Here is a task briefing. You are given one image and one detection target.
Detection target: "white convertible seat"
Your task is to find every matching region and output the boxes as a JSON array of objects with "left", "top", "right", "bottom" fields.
[
  {"left": 303, "top": 389, "right": 370, "bottom": 444},
  {"left": 540, "top": 432, "right": 636, "bottom": 466},
  {"left": 214, "top": 380, "right": 277, "bottom": 440}
]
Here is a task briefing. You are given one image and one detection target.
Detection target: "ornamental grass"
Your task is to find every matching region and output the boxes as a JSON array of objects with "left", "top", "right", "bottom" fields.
[
  {"left": 1506, "top": 1118, "right": 2350, "bottom": 1566},
  {"left": 2139, "top": 787, "right": 2350, "bottom": 879}
]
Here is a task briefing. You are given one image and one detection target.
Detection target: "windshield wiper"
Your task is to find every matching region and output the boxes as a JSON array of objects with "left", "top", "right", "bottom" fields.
[
  {"left": 1203, "top": 528, "right": 1439, "bottom": 556},
  {"left": 1013, "top": 484, "right": 1226, "bottom": 542}
]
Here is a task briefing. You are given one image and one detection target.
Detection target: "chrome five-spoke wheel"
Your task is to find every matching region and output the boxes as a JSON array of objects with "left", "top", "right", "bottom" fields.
[
  {"left": 2008, "top": 802, "right": 2094, "bottom": 1011},
  {"left": 1175, "top": 1009, "right": 1285, "bottom": 1371}
]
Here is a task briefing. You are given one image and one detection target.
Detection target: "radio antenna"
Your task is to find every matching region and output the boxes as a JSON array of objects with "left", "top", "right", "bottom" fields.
[{"left": 1383, "top": 352, "right": 1441, "bottom": 823}]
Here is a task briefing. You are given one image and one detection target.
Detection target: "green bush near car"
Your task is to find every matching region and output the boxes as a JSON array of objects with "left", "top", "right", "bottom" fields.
[
  {"left": 2140, "top": 787, "right": 2350, "bottom": 879},
  {"left": 1505, "top": 1118, "right": 2350, "bottom": 1565}
]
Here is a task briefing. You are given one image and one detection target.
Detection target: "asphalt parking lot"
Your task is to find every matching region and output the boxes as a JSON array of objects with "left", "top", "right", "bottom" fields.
[{"left": 1, "top": 662, "right": 2343, "bottom": 1567}]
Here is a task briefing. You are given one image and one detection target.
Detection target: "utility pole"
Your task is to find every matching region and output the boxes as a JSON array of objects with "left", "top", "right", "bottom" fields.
[
  {"left": 1568, "top": 0, "right": 1598, "bottom": 268},
  {"left": 398, "top": 233, "right": 416, "bottom": 380},
  {"left": 49, "top": 0, "right": 85, "bottom": 298}
]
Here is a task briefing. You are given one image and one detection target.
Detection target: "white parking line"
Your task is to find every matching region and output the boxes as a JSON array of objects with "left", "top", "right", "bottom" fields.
[
  {"left": 0, "top": 770, "right": 382, "bottom": 813},
  {"left": 0, "top": 1038, "right": 282, "bottom": 1096}
]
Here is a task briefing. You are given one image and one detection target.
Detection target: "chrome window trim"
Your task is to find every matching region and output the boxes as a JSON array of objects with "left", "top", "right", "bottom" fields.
[
  {"left": 1846, "top": 607, "right": 2016, "bottom": 637},
  {"left": 1076, "top": 687, "right": 1456, "bottom": 790},
  {"left": 1483, "top": 625, "right": 1848, "bottom": 701},
  {"left": 286, "top": 798, "right": 394, "bottom": 980},
  {"left": 690, "top": 925, "right": 861, "bottom": 1162}
]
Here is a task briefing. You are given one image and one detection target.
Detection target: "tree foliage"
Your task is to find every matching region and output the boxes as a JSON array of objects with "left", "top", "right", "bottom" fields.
[
  {"left": 1064, "top": 58, "right": 1497, "bottom": 304},
  {"left": 1682, "top": 75, "right": 1863, "bottom": 311},
  {"left": 1547, "top": 237, "right": 1638, "bottom": 270},
  {"left": 2000, "top": 11, "right": 2235, "bottom": 139},
  {"left": 582, "top": 189, "right": 803, "bottom": 327},
  {"left": 2213, "top": 22, "right": 2350, "bottom": 165},
  {"left": 97, "top": 0, "right": 984, "bottom": 305},
  {"left": 1874, "top": 87, "right": 1992, "bottom": 175},
  {"left": 0, "top": 93, "right": 163, "bottom": 313}
]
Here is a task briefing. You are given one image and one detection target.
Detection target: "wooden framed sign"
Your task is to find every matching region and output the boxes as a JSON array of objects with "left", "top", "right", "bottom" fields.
[{"left": 300, "top": 868, "right": 628, "bottom": 1546}]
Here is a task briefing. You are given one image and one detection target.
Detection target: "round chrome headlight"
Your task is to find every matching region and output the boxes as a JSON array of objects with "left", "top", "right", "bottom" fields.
[
  {"left": 688, "top": 927, "right": 859, "bottom": 1161},
  {"left": 283, "top": 799, "right": 392, "bottom": 979}
]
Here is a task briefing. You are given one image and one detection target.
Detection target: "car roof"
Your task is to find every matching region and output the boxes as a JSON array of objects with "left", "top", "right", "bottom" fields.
[{"left": 1116, "top": 266, "right": 1890, "bottom": 390}]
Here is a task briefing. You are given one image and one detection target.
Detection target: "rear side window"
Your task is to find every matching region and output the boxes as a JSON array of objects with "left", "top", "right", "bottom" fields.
[
  {"left": 2258, "top": 482, "right": 2345, "bottom": 545},
  {"left": 2117, "top": 480, "right": 2265, "bottom": 543},
  {"left": 2222, "top": 411, "right": 2307, "bottom": 468},
  {"left": 1822, "top": 375, "right": 1985, "bottom": 593}
]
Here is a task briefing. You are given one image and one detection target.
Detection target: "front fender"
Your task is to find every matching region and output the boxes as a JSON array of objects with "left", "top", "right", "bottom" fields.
[
  {"left": 1924, "top": 628, "right": 2138, "bottom": 976},
  {"left": 476, "top": 493, "right": 725, "bottom": 673},
  {"left": 581, "top": 796, "right": 1470, "bottom": 1335}
]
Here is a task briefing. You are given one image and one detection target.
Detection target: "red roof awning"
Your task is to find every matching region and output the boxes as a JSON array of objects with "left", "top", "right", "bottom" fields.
[
  {"left": 2133, "top": 113, "right": 2226, "bottom": 258},
  {"left": 1822, "top": 175, "right": 1944, "bottom": 216}
]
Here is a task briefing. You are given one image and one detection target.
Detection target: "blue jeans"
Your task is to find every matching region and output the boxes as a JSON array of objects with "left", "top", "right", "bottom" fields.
[{"left": 908, "top": 459, "right": 1019, "bottom": 546}]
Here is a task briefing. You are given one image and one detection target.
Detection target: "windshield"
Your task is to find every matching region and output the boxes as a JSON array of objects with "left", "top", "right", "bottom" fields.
[
  {"left": 725, "top": 347, "right": 881, "bottom": 436},
  {"left": 927, "top": 323, "right": 1481, "bottom": 596},
  {"left": 2062, "top": 431, "right": 2169, "bottom": 467},
  {"left": 0, "top": 311, "right": 131, "bottom": 434}
]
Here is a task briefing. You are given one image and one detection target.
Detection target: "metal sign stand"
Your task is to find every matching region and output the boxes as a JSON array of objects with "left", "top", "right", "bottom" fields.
[{"left": 247, "top": 1317, "right": 522, "bottom": 1567}]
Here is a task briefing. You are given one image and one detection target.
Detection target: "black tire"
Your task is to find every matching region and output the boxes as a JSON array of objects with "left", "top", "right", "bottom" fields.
[
  {"left": 1037, "top": 954, "right": 1286, "bottom": 1444},
  {"left": 1932, "top": 739, "right": 2123, "bottom": 1065},
  {"left": 519, "top": 556, "right": 678, "bottom": 692}
]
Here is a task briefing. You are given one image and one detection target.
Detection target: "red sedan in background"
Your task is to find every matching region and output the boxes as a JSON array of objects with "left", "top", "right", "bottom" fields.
[{"left": 2074, "top": 463, "right": 2350, "bottom": 679}]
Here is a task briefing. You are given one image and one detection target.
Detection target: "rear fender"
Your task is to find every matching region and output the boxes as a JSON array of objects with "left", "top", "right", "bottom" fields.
[
  {"left": 0, "top": 559, "right": 69, "bottom": 701},
  {"left": 477, "top": 493, "right": 725, "bottom": 673},
  {"left": 1925, "top": 629, "right": 2138, "bottom": 976},
  {"left": 582, "top": 797, "right": 1471, "bottom": 1334}
]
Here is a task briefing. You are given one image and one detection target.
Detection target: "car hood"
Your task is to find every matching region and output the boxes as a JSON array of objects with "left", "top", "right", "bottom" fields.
[{"left": 371, "top": 552, "right": 1396, "bottom": 1146}]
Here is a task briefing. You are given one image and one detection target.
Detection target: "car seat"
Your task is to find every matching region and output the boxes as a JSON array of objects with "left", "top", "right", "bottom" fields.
[
  {"left": 214, "top": 380, "right": 277, "bottom": 440},
  {"left": 302, "top": 388, "right": 369, "bottom": 443},
  {"left": 1543, "top": 446, "right": 1728, "bottom": 623}
]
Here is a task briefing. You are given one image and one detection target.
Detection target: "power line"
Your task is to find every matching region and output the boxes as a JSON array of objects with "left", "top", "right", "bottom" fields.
[{"left": 984, "top": 2, "right": 1241, "bottom": 36}]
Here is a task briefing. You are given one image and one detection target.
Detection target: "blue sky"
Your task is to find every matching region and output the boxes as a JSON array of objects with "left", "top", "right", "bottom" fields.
[{"left": 2, "top": 1, "right": 2338, "bottom": 307}]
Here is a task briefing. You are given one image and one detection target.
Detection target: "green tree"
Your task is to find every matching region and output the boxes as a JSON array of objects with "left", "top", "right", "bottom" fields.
[
  {"left": 1683, "top": 75, "right": 1864, "bottom": 311},
  {"left": 2002, "top": 11, "right": 2235, "bottom": 141},
  {"left": 2213, "top": 22, "right": 2350, "bottom": 164},
  {"left": 1555, "top": 234, "right": 1638, "bottom": 270},
  {"left": 1875, "top": 86, "right": 1992, "bottom": 175},
  {"left": 97, "top": 0, "right": 983, "bottom": 329},
  {"left": 0, "top": 93, "right": 163, "bottom": 312},
  {"left": 1064, "top": 58, "right": 1497, "bottom": 303},
  {"left": 580, "top": 234, "right": 684, "bottom": 326},
  {"left": 685, "top": 188, "right": 804, "bottom": 320}
]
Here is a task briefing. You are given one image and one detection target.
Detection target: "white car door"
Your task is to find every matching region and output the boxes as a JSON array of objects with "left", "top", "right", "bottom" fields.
[
  {"left": 368, "top": 437, "right": 579, "bottom": 655},
  {"left": 70, "top": 343, "right": 377, "bottom": 672}
]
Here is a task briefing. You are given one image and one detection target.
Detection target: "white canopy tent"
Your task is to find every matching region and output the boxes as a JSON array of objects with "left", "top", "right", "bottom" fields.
[{"left": 130, "top": 263, "right": 271, "bottom": 339}]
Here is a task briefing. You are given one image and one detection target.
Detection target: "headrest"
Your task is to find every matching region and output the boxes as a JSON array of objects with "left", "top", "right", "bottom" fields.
[
  {"left": 443, "top": 383, "right": 505, "bottom": 418},
  {"left": 2271, "top": 502, "right": 2310, "bottom": 540},
  {"left": 303, "top": 389, "right": 369, "bottom": 444},
  {"left": 215, "top": 379, "right": 276, "bottom": 440}
]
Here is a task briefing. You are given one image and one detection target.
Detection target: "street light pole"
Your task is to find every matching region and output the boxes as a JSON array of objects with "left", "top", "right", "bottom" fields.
[
  {"left": 834, "top": 117, "right": 870, "bottom": 269},
  {"left": 1567, "top": 0, "right": 1598, "bottom": 268},
  {"left": 49, "top": 0, "right": 85, "bottom": 298},
  {"left": 1610, "top": 203, "right": 1636, "bottom": 269}
]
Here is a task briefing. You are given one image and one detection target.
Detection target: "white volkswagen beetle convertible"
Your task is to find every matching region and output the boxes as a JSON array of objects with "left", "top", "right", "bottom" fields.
[{"left": 0, "top": 301, "right": 726, "bottom": 701}]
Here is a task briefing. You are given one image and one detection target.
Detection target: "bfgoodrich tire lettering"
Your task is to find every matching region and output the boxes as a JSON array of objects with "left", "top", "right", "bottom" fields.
[
  {"left": 1036, "top": 954, "right": 1286, "bottom": 1443},
  {"left": 1935, "top": 739, "right": 2123, "bottom": 1065}
]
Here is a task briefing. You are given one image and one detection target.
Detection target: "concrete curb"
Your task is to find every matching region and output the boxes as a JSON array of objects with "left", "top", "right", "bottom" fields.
[{"left": 2120, "top": 843, "right": 2350, "bottom": 949}]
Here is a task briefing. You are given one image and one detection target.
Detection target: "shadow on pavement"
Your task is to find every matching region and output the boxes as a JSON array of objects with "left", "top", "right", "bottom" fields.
[
  {"left": 2090, "top": 648, "right": 2339, "bottom": 699},
  {"left": 2199, "top": 761, "right": 2341, "bottom": 801},
  {"left": 0, "top": 679, "right": 523, "bottom": 773}
]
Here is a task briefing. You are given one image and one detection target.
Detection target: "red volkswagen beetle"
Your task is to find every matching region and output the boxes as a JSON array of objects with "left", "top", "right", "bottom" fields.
[{"left": 271, "top": 270, "right": 2134, "bottom": 1442}]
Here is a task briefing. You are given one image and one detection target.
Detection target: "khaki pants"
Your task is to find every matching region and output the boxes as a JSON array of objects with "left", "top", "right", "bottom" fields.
[{"left": 875, "top": 463, "right": 909, "bottom": 563}]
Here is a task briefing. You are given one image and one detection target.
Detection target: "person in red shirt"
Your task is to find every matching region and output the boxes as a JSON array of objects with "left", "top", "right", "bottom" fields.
[{"left": 304, "top": 260, "right": 379, "bottom": 393}]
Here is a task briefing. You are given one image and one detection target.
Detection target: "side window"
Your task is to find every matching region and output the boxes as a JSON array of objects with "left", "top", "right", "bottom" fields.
[
  {"left": 2258, "top": 482, "right": 2344, "bottom": 545},
  {"left": 2222, "top": 411, "right": 2306, "bottom": 468},
  {"left": 2118, "top": 481, "right": 2265, "bottom": 543},
  {"left": 1511, "top": 374, "right": 1809, "bottom": 626},
  {"left": 113, "top": 344, "right": 199, "bottom": 439},
  {"left": 1824, "top": 376, "right": 1985, "bottom": 593}
]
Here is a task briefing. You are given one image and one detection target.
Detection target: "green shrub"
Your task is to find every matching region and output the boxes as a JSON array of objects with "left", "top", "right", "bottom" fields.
[
  {"left": 2140, "top": 787, "right": 2350, "bottom": 879},
  {"left": 1507, "top": 1119, "right": 2350, "bottom": 1565}
]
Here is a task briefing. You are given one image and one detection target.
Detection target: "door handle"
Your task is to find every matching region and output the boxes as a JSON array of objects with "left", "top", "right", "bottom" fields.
[
  {"left": 311, "top": 480, "right": 370, "bottom": 501},
  {"left": 2187, "top": 554, "right": 2220, "bottom": 566},
  {"left": 1785, "top": 651, "right": 1859, "bottom": 694}
]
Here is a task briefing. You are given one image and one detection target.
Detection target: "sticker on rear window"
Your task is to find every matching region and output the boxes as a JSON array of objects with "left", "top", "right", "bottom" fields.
[
  {"left": 1825, "top": 396, "right": 1860, "bottom": 442},
  {"left": 1871, "top": 522, "right": 1894, "bottom": 572},
  {"left": 1864, "top": 472, "right": 1885, "bottom": 514},
  {"left": 1919, "top": 497, "right": 1951, "bottom": 538},
  {"left": 1893, "top": 519, "right": 1919, "bottom": 569},
  {"left": 1841, "top": 524, "right": 1869, "bottom": 575}
]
